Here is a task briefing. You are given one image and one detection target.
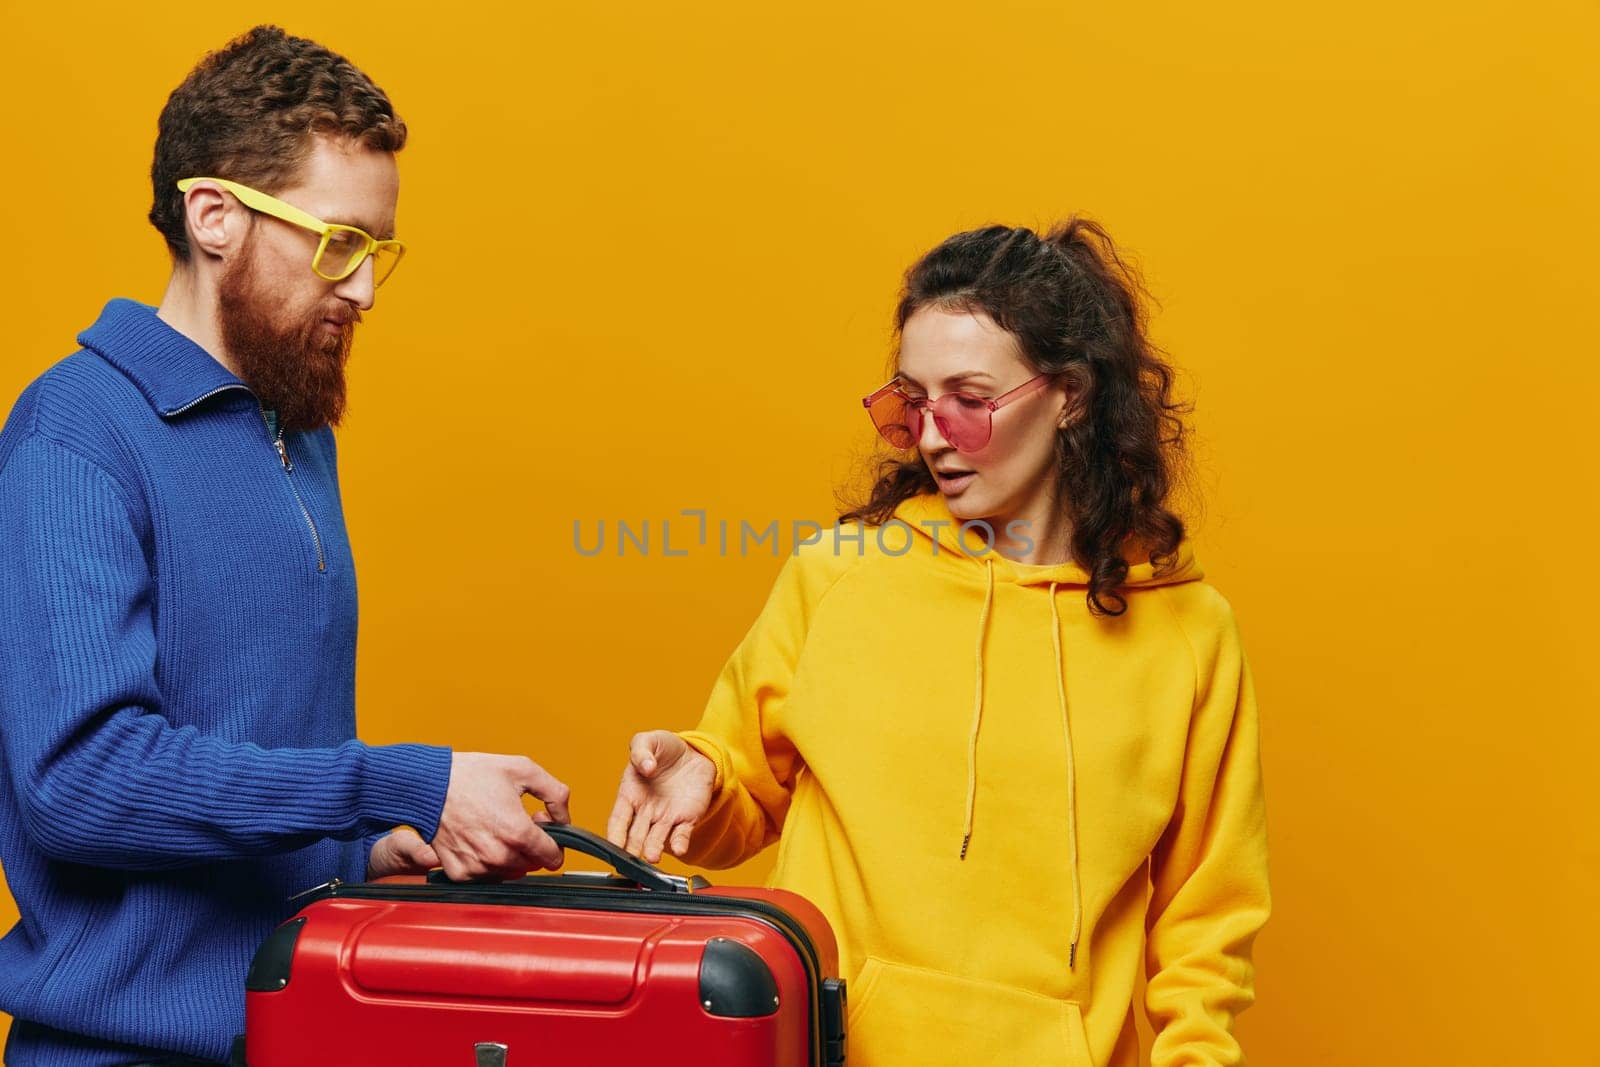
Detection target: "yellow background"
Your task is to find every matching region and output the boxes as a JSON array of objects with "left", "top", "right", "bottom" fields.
[{"left": 2, "top": 3, "right": 1596, "bottom": 1063}]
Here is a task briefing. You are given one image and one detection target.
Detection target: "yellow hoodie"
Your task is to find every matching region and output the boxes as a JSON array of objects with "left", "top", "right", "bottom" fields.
[{"left": 679, "top": 494, "right": 1270, "bottom": 1067}]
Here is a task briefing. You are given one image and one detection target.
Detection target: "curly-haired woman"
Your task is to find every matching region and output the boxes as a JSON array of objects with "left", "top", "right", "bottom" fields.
[{"left": 609, "top": 220, "right": 1270, "bottom": 1067}]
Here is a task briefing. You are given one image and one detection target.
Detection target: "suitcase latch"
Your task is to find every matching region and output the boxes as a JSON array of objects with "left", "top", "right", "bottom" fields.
[{"left": 474, "top": 1043, "right": 509, "bottom": 1067}]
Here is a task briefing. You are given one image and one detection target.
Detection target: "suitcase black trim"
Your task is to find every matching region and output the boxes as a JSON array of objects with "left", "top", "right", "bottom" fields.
[
  {"left": 304, "top": 877, "right": 845, "bottom": 1066},
  {"left": 700, "top": 936, "right": 781, "bottom": 1018},
  {"left": 243, "top": 917, "right": 306, "bottom": 992}
]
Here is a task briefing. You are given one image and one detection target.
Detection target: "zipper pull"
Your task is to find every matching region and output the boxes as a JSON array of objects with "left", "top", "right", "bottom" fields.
[
  {"left": 273, "top": 437, "right": 293, "bottom": 473},
  {"left": 289, "top": 877, "right": 342, "bottom": 903}
]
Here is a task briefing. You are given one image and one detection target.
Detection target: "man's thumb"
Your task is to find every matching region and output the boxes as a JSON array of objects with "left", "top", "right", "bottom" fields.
[{"left": 407, "top": 837, "right": 441, "bottom": 868}]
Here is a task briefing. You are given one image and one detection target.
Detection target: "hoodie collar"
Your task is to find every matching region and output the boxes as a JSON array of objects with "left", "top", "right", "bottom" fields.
[
  {"left": 79, "top": 299, "right": 250, "bottom": 418},
  {"left": 891, "top": 492, "right": 1203, "bottom": 588}
]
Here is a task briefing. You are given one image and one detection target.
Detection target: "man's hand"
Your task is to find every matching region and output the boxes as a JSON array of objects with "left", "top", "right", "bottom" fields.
[
  {"left": 430, "top": 752, "right": 572, "bottom": 881},
  {"left": 606, "top": 731, "right": 717, "bottom": 863},
  {"left": 366, "top": 827, "right": 440, "bottom": 879}
]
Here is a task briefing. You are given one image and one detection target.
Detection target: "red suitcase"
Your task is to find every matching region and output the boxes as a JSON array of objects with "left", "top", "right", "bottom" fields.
[{"left": 233, "top": 825, "right": 847, "bottom": 1067}]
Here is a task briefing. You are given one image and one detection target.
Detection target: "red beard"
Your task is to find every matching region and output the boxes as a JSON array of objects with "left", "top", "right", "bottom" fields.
[{"left": 218, "top": 240, "right": 356, "bottom": 432}]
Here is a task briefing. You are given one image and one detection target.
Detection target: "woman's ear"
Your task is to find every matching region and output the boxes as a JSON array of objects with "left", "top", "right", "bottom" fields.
[{"left": 1056, "top": 367, "right": 1090, "bottom": 428}]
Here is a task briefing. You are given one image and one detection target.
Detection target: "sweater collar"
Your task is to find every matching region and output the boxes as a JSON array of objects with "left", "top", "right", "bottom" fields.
[{"left": 78, "top": 299, "right": 250, "bottom": 418}]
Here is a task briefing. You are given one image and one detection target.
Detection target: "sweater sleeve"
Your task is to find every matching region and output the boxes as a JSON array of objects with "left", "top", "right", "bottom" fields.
[
  {"left": 676, "top": 543, "right": 853, "bottom": 869},
  {"left": 1145, "top": 600, "right": 1272, "bottom": 1067},
  {"left": 0, "top": 433, "right": 453, "bottom": 871}
]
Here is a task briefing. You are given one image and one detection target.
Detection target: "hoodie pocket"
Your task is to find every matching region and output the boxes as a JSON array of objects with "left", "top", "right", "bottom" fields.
[{"left": 846, "top": 956, "right": 1093, "bottom": 1066}]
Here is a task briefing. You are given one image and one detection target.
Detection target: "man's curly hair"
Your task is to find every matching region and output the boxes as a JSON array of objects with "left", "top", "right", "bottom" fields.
[{"left": 149, "top": 25, "right": 406, "bottom": 260}]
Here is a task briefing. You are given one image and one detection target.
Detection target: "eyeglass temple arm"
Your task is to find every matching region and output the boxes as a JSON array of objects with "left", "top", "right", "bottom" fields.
[
  {"left": 175, "top": 177, "right": 328, "bottom": 234},
  {"left": 989, "top": 373, "right": 1053, "bottom": 411}
]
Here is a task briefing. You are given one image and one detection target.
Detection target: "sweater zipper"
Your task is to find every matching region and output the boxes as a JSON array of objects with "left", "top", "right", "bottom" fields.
[{"left": 259, "top": 407, "right": 326, "bottom": 573}]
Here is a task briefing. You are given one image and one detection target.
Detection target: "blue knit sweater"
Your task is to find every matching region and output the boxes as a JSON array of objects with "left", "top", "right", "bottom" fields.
[{"left": 0, "top": 299, "right": 455, "bottom": 1065}]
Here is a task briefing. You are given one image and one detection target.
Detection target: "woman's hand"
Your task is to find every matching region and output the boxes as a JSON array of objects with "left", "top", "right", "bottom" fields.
[{"left": 606, "top": 730, "right": 717, "bottom": 863}]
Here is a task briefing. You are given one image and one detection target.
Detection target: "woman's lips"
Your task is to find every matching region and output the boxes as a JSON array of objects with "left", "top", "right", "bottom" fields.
[{"left": 935, "top": 470, "right": 976, "bottom": 495}]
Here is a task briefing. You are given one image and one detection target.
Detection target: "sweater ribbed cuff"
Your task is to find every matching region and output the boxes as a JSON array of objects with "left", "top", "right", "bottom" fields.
[{"left": 358, "top": 743, "right": 453, "bottom": 840}]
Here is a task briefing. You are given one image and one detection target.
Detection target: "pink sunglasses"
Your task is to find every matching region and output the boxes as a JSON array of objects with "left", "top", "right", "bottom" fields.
[{"left": 862, "top": 373, "right": 1051, "bottom": 453}]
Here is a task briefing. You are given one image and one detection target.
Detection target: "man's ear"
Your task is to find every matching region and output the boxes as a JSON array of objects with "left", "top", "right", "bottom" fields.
[{"left": 181, "top": 183, "right": 247, "bottom": 261}]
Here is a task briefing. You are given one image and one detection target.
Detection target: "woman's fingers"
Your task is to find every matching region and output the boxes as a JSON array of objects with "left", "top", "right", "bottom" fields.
[
  {"left": 605, "top": 791, "right": 636, "bottom": 848},
  {"left": 642, "top": 812, "right": 677, "bottom": 864},
  {"left": 668, "top": 820, "right": 695, "bottom": 858},
  {"left": 623, "top": 799, "right": 654, "bottom": 858}
]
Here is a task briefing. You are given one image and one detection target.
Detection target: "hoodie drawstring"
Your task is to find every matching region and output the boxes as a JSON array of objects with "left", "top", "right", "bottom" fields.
[
  {"left": 957, "top": 564, "right": 1082, "bottom": 971},
  {"left": 1049, "top": 581, "right": 1083, "bottom": 970},
  {"left": 960, "top": 558, "right": 995, "bottom": 861}
]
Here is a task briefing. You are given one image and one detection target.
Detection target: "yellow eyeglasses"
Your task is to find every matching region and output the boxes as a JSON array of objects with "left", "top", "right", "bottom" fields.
[{"left": 176, "top": 177, "right": 406, "bottom": 287}]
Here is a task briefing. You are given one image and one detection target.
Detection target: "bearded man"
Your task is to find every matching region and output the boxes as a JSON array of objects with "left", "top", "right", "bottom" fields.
[{"left": 0, "top": 27, "right": 570, "bottom": 1066}]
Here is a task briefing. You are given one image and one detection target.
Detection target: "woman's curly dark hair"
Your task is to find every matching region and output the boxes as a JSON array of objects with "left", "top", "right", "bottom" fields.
[{"left": 840, "top": 218, "right": 1191, "bottom": 615}]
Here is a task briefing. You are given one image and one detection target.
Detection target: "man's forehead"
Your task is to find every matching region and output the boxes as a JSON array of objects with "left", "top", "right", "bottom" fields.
[{"left": 279, "top": 139, "right": 400, "bottom": 236}]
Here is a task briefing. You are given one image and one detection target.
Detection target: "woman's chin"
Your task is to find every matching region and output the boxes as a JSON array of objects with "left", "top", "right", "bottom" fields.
[{"left": 942, "top": 494, "right": 994, "bottom": 525}]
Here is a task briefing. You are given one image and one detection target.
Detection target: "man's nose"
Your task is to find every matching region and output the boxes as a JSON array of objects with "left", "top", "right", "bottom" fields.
[{"left": 333, "top": 254, "right": 377, "bottom": 311}]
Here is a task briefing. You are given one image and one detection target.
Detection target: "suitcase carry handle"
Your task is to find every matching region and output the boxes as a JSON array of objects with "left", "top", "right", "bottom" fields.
[
  {"left": 544, "top": 824, "right": 695, "bottom": 892},
  {"left": 426, "top": 824, "right": 707, "bottom": 893}
]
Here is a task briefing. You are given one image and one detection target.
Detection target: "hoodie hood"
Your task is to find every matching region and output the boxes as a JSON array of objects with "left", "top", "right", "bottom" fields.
[{"left": 892, "top": 492, "right": 1204, "bottom": 589}]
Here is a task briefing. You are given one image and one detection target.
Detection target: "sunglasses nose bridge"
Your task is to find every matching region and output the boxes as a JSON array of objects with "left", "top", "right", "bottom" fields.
[{"left": 916, "top": 401, "right": 958, "bottom": 452}]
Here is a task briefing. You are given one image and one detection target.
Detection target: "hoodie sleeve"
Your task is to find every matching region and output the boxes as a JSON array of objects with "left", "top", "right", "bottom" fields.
[
  {"left": 1145, "top": 595, "right": 1272, "bottom": 1067},
  {"left": 0, "top": 433, "right": 454, "bottom": 870},
  {"left": 677, "top": 541, "right": 856, "bottom": 869}
]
